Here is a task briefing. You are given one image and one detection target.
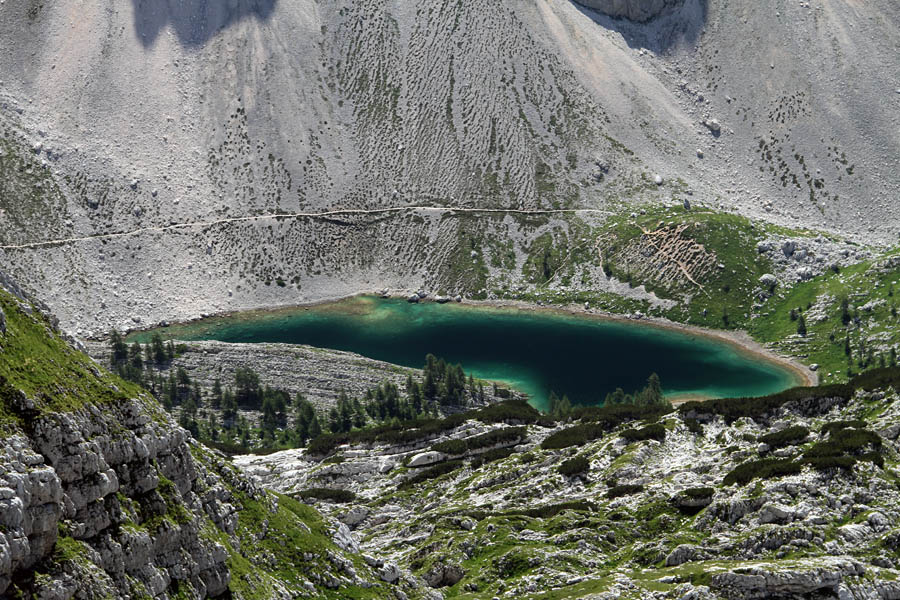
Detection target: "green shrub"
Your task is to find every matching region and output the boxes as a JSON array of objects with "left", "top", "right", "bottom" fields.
[
  {"left": 821, "top": 420, "right": 867, "bottom": 437},
  {"left": 621, "top": 423, "right": 666, "bottom": 443},
  {"left": 520, "top": 452, "right": 537, "bottom": 464},
  {"left": 681, "top": 487, "right": 715, "bottom": 498},
  {"left": 398, "top": 460, "right": 463, "bottom": 490},
  {"left": 684, "top": 418, "right": 704, "bottom": 435},
  {"left": 431, "top": 439, "right": 468, "bottom": 455},
  {"left": 558, "top": 456, "right": 589, "bottom": 477},
  {"left": 573, "top": 403, "right": 671, "bottom": 428},
  {"left": 758, "top": 425, "right": 810, "bottom": 448},
  {"left": 607, "top": 484, "right": 643, "bottom": 499},
  {"left": 541, "top": 423, "right": 605, "bottom": 450},
  {"left": 431, "top": 426, "right": 527, "bottom": 455},
  {"left": 680, "top": 384, "right": 851, "bottom": 423},
  {"left": 468, "top": 426, "right": 527, "bottom": 449},
  {"left": 680, "top": 366, "right": 900, "bottom": 423},
  {"left": 297, "top": 488, "right": 356, "bottom": 503},
  {"left": 804, "top": 428, "right": 881, "bottom": 458},
  {"left": 475, "top": 400, "right": 540, "bottom": 424},
  {"left": 471, "top": 447, "right": 515, "bottom": 469},
  {"left": 803, "top": 455, "right": 857, "bottom": 471},
  {"left": 723, "top": 458, "right": 802, "bottom": 486}
]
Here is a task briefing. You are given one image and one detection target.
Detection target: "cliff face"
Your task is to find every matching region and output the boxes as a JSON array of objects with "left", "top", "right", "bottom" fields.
[
  {"left": 574, "top": 0, "right": 681, "bottom": 21},
  {"left": 0, "top": 400, "right": 230, "bottom": 598},
  {"left": 0, "top": 277, "right": 422, "bottom": 598}
]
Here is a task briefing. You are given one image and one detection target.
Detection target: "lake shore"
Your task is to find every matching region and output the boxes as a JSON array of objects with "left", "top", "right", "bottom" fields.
[
  {"left": 454, "top": 296, "right": 818, "bottom": 390},
  {"left": 128, "top": 290, "right": 817, "bottom": 397}
]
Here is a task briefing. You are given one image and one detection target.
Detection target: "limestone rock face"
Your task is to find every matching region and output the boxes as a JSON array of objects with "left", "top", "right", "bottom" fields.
[
  {"left": 711, "top": 558, "right": 866, "bottom": 599},
  {"left": 0, "top": 399, "right": 233, "bottom": 599},
  {"left": 574, "top": 0, "right": 682, "bottom": 21}
]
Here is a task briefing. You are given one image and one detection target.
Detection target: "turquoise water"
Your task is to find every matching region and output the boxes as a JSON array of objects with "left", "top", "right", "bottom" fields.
[{"left": 138, "top": 297, "right": 799, "bottom": 410}]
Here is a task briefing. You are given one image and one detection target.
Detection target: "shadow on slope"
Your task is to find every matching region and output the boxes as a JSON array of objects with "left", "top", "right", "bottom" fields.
[
  {"left": 131, "top": 0, "right": 278, "bottom": 48},
  {"left": 573, "top": 0, "right": 708, "bottom": 53}
]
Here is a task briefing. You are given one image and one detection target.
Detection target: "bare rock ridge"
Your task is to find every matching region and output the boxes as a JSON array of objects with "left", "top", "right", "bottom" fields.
[{"left": 574, "top": 0, "right": 682, "bottom": 21}]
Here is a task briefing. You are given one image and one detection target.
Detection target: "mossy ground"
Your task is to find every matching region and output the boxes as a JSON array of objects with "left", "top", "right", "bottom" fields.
[
  {"left": 750, "top": 251, "right": 900, "bottom": 383},
  {"left": 0, "top": 289, "right": 145, "bottom": 427}
]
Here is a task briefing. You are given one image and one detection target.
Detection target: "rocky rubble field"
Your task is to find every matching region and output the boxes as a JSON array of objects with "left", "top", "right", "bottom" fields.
[{"left": 238, "top": 380, "right": 900, "bottom": 599}]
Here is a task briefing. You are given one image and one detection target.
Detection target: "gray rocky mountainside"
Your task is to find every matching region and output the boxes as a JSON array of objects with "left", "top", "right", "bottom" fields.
[
  {"left": 237, "top": 374, "right": 900, "bottom": 600},
  {"left": 0, "top": 274, "right": 436, "bottom": 598},
  {"left": 0, "top": 0, "right": 898, "bottom": 335}
]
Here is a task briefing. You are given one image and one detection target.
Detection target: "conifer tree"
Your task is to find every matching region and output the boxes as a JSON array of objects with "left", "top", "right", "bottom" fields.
[{"left": 210, "top": 378, "right": 223, "bottom": 409}]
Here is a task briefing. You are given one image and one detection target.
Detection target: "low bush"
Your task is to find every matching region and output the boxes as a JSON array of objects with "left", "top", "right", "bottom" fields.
[
  {"left": 803, "top": 455, "right": 857, "bottom": 471},
  {"left": 471, "top": 447, "right": 515, "bottom": 469},
  {"left": 469, "top": 426, "right": 527, "bottom": 449},
  {"left": 684, "top": 418, "right": 704, "bottom": 435},
  {"left": 804, "top": 428, "right": 881, "bottom": 459},
  {"left": 463, "top": 501, "right": 596, "bottom": 522},
  {"left": 558, "top": 456, "right": 589, "bottom": 477},
  {"left": 607, "top": 484, "right": 644, "bottom": 499},
  {"left": 430, "top": 439, "right": 468, "bottom": 455},
  {"left": 621, "top": 423, "right": 666, "bottom": 443},
  {"left": 297, "top": 488, "right": 356, "bottom": 503},
  {"left": 821, "top": 420, "right": 867, "bottom": 437},
  {"left": 431, "top": 426, "right": 527, "bottom": 455},
  {"left": 723, "top": 458, "right": 802, "bottom": 486},
  {"left": 541, "top": 423, "right": 604, "bottom": 450},
  {"left": 573, "top": 403, "right": 671, "bottom": 428},
  {"left": 680, "top": 384, "right": 851, "bottom": 423},
  {"left": 474, "top": 400, "right": 541, "bottom": 425},
  {"left": 309, "top": 401, "right": 534, "bottom": 455},
  {"left": 758, "top": 425, "right": 810, "bottom": 449},
  {"left": 681, "top": 487, "right": 715, "bottom": 498},
  {"left": 680, "top": 366, "right": 900, "bottom": 423},
  {"left": 398, "top": 460, "right": 464, "bottom": 490}
]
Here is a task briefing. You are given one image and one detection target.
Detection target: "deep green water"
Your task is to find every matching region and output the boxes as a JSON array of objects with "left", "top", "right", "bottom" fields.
[{"left": 139, "top": 297, "right": 799, "bottom": 410}]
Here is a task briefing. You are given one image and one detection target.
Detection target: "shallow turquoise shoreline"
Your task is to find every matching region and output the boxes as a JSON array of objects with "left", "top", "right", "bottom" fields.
[{"left": 134, "top": 296, "right": 799, "bottom": 410}]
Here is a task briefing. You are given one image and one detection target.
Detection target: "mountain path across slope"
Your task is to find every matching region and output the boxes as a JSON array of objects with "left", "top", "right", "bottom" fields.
[{"left": 0, "top": 205, "right": 614, "bottom": 250}]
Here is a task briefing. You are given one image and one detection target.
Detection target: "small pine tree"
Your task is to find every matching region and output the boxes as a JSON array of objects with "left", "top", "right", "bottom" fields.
[
  {"left": 151, "top": 333, "right": 167, "bottom": 364},
  {"left": 128, "top": 342, "right": 143, "bottom": 370},
  {"left": 108, "top": 330, "right": 128, "bottom": 366},
  {"left": 796, "top": 314, "right": 807, "bottom": 337},
  {"left": 207, "top": 412, "right": 219, "bottom": 442},
  {"left": 308, "top": 413, "right": 322, "bottom": 439},
  {"left": 210, "top": 378, "right": 223, "bottom": 409},
  {"left": 642, "top": 373, "right": 664, "bottom": 405},
  {"left": 840, "top": 298, "right": 851, "bottom": 326}
]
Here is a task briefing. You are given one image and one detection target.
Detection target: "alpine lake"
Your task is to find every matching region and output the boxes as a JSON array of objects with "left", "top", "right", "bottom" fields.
[{"left": 135, "top": 296, "right": 802, "bottom": 411}]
